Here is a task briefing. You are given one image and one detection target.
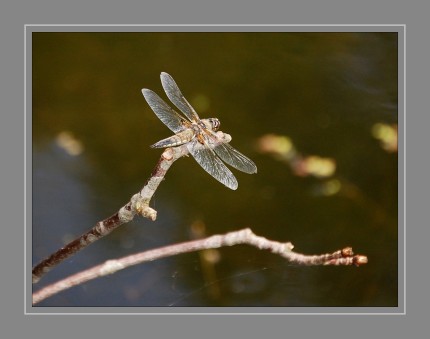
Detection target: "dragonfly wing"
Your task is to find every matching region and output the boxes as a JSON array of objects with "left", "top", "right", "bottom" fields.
[
  {"left": 213, "top": 141, "right": 258, "bottom": 174},
  {"left": 161, "top": 72, "right": 200, "bottom": 122},
  {"left": 142, "top": 88, "right": 186, "bottom": 133},
  {"left": 188, "top": 140, "right": 238, "bottom": 190}
]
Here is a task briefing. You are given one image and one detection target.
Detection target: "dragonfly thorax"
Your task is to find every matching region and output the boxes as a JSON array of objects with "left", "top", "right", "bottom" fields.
[{"left": 199, "top": 118, "right": 221, "bottom": 132}]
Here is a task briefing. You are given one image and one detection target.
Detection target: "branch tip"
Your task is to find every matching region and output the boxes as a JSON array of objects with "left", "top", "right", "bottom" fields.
[{"left": 353, "top": 255, "right": 368, "bottom": 266}]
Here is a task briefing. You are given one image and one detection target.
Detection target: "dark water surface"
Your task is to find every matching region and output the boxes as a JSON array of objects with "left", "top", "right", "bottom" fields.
[{"left": 32, "top": 32, "right": 398, "bottom": 307}]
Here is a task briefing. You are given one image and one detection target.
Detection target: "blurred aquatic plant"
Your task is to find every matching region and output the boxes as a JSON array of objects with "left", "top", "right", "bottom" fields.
[
  {"left": 256, "top": 132, "right": 396, "bottom": 227},
  {"left": 371, "top": 123, "right": 398, "bottom": 153},
  {"left": 55, "top": 131, "right": 84, "bottom": 156},
  {"left": 256, "top": 134, "right": 336, "bottom": 178}
]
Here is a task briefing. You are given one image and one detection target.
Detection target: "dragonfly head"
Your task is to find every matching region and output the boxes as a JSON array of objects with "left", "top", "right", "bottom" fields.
[{"left": 208, "top": 118, "right": 221, "bottom": 131}]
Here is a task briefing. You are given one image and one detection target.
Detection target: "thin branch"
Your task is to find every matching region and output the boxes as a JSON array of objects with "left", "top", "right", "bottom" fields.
[
  {"left": 33, "top": 132, "right": 234, "bottom": 283},
  {"left": 32, "top": 227, "right": 367, "bottom": 304},
  {"left": 32, "top": 142, "right": 191, "bottom": 283}
]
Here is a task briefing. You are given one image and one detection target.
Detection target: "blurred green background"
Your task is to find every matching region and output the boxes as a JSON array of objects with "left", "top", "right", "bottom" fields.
[{"left": 32, "top": 32, "right": 398, "bottom": 307}]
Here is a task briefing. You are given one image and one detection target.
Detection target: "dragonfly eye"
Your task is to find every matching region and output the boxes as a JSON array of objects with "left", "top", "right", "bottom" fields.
[{"left": 209, "top": 118, "right": 221, "bottom": 131}]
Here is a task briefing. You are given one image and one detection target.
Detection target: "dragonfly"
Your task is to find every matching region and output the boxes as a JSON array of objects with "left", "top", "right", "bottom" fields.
[{"left": 142, "top": 72, "right": 257, "bottom": 190}]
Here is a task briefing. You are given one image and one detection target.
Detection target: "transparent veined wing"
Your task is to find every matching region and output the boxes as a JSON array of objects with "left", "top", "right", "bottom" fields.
[
  {"left": 187, "top": 140, "right": 239, "bottom": 190},
  {"left": 142, "top": 88, "right": 187, "bottom": 133},
  {"left": 213, "top": 142, "right": 258, "bottom": 174},
  {"left": 160, "top": 72, "right": 200, "bottom": 122}
]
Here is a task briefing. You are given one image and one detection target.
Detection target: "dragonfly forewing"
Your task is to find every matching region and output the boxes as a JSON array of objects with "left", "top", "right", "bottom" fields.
[
  {"left": 142, "top": 88, "right": 186, "bottom": 133},
  {"left": 160, "top": 72, "right": 200, "bottom": 122}
]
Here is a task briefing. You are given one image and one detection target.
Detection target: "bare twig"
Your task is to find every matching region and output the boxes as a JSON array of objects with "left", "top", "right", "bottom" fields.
[
  {"left": 32, "top": 227, "right": 367, "bottom": 304},
  {"left": 32, "top": 142, "right": 196, "bottom": 283},
  {"left": 32, "top": 131, "right": 235, "bottom": 283}
]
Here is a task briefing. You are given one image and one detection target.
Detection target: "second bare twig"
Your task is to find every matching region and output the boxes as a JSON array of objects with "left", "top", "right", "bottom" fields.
[{"left": 32, "top": 227, "right": 367, "bottom": 304}]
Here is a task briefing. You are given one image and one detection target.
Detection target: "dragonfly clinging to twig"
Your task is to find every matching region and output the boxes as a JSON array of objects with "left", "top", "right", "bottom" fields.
[{"left": 142, "top": 72, "right": 257, "bottom": 190}]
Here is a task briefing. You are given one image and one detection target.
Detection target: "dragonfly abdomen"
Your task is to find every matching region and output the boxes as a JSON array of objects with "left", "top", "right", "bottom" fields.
[{"left": 151, "top": 129, "right": 195, "bottom": 148}]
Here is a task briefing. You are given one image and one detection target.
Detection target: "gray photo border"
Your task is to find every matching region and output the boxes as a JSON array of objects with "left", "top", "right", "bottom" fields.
[{"left": 26, "top": 24, "right": 405, "bottom": 315}]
